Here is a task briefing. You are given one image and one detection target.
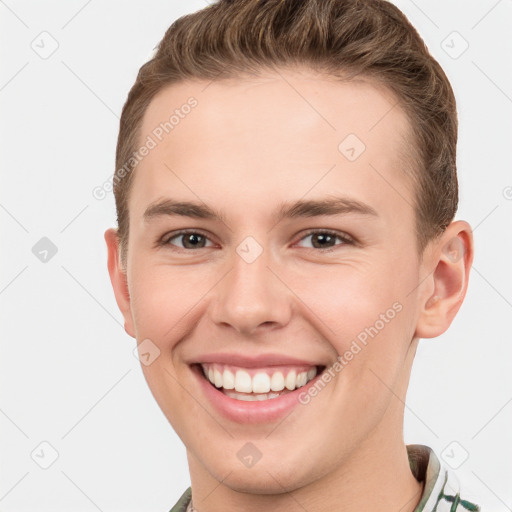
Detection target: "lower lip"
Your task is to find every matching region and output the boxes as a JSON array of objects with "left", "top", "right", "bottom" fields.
[{"left": 191, "top": 364, "right": 324, "bottom": 423}]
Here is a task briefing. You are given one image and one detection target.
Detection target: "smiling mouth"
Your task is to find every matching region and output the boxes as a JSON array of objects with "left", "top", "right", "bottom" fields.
[{"left": 196, "top": 363, "right": 326, "bottom": 401}]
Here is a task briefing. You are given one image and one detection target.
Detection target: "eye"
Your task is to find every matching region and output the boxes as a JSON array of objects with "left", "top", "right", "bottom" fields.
[
  {"left": 161, "top": 230, "right": 215, "bottom": 250},
  {"left": 159, "top": 229, "right": 354, "bottom": 252},
  {"left": 295, "top": 229, "right": 354, "bottom": 250}
]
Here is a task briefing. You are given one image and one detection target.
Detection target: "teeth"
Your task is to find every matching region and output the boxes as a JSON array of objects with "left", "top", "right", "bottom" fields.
[
  {"left": 296, "top": 371, "right": 307, "bottom": 387},
  {"left": 270, "top": 372, "right": 285, "bottom": 391},
  {"left": 214, "top": 368, "right": 223, "bottom": 388},
  {"left": 223, "top": 369, "right": 235, "bottom": 390},
  {"left": 252, "top": 372, "right": 271, "bottom": 393},
  {"left": 201, "top": 363, "right": 318, "bottom": 395},
  {"left": 285, "top": 370, "right": 296, "bottom": 390},
  {"left": 235, "top": 370, "right": 252, "bottom": 393},
  {"left": 223, "top": 390, "right": 284, "bottom": 401}
]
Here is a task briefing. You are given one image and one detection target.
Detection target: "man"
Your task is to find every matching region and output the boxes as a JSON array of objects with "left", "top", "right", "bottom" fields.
[{"left": 105, "top": 0, "right": 480, "bottom": 510}]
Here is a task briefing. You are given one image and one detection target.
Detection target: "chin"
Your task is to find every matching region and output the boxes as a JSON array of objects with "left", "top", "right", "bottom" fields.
[
  {"left": 224, "top": 471, "right": 299, "bottom": 495},
  {"left": 208, "top": 460, "right": 314, "bottom": 495}
]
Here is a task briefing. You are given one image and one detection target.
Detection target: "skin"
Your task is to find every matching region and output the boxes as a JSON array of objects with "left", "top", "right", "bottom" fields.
[{"left": 105, "top": 67, "right": 474, "bottom": 512}]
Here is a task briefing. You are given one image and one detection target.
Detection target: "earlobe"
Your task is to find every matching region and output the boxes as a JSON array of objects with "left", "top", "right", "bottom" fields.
[
  {"left": 104, "top": 228, "right": 136, "bottom": 339},
  {"left": 415, "top": 221, "right": 474, "bottom": 339}
]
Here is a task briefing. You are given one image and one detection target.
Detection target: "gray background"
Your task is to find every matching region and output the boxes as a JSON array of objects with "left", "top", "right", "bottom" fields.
[{"left": 1, "top": 0, "right": 511, "bottom": 510}]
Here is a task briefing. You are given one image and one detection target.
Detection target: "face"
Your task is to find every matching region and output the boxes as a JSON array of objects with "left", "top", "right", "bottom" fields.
[{"left": 107, "top": 68, "right": 442, "bottom": 493}]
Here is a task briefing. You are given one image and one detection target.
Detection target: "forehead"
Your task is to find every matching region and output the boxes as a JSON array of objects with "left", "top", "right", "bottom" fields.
[{"left": 130, "top": 67, "right": 415, "bottom": 223}]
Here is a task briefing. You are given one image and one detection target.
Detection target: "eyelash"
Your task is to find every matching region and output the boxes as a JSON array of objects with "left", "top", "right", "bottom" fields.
[{"left": 159, "top": 228, "right": 355, "bottom": 252}]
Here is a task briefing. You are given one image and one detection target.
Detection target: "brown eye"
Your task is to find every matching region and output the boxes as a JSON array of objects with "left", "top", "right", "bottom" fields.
[
  {"left": 309, "top": 232, "right": 337, "bottom": 249},
  {"left": 163, "top": 231, "right": 213, "bottom": 249},
  {"left": 296, "top": 230, "right": 353, "bottom": 250}
]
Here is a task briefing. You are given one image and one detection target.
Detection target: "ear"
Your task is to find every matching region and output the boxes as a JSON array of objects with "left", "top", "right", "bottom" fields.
[
  {"left": 414, "top": 220, "right": 474, "bottom": 339},
  {"left": 104, "top": 228, "right": 136, "bottom": 338}
]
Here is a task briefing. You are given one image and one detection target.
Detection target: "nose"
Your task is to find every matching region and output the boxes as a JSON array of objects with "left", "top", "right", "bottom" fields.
[{"left": 208, "top": 245, "right": 292, "bottom": 336}]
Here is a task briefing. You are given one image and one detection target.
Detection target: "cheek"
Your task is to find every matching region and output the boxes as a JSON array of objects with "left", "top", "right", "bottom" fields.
[
  {"left": 292, "top": 262, "right": 402, "bottom": 337},
  {"left": 129, "top": 263, "right": 210, "bottom": 344},
  {"left": 130, "top": 267, "right": 203, "bottom": 427},
  {"left": 289, "top": 260, "right": 415, "bottom": 380}
]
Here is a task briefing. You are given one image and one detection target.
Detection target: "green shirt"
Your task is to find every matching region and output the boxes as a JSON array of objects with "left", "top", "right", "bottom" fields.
[{"left": 168, "top": 444, "right": 480, "bottom": 511}]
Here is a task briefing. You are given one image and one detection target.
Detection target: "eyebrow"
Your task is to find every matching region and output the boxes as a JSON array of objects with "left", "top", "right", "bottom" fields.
[{"left": 143, "top": 196, "right": 378, "bottom": 224}]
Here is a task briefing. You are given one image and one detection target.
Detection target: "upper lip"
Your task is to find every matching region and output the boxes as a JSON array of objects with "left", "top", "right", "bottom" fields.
[{"left": 191, "top": 352, "right": 325, "bottom": 368}]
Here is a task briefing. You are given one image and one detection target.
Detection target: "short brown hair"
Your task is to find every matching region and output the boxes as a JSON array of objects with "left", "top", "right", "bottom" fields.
[{"left": 113, "top": 0, "right": 458, "bottom": 268}]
